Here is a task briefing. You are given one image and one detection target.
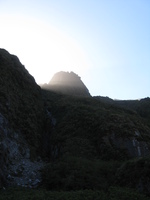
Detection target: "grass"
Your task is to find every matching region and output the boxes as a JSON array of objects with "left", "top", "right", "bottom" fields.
[{"left": 0, "top": 187, "right": 149, "bottom": 200}]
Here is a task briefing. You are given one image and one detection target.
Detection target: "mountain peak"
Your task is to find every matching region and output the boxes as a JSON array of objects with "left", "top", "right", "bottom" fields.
[
  {"left": 49, "top": 71, "right": 81, "bottom": 85},
  {"left": 42, "top": 71, "right": 91, "bottom": 97}
]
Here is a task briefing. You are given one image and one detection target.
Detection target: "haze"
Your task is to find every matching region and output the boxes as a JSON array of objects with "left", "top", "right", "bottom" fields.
[{"left": 0, "top": 0, "right": 150, "bottom": 100}]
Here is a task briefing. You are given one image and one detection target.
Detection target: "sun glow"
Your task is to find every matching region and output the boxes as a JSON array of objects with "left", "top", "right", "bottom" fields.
[{"left": 0, "top": 14, "right": 90, "bottom": 84}]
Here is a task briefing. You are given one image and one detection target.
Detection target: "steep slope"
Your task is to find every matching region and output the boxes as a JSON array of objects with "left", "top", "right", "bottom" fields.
[
  {"left": 42, "top": 90, "right": 150, "bottom": 194},
  {"left": 0, "top": 49, "right": 45, "bottom": 150},
  {"left": 0, "top": 49, "right": 47, "bottom": 188},
  {"left": 41, "top": 71, "right": 90, "bottom": 97},
  {"left": 42, "top": 90, "right": 150, "bottom": 160},
  {"left": 1, "top": 49, "right": 150, "bottom": 197}
]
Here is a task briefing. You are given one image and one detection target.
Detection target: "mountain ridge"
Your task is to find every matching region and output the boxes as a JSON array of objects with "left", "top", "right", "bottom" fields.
[
  {"left": 41, "top": 71, "right": 90, "bottom": 97},
  {"left": 1, "top": 49, "right": 150, "bottom": 198}
]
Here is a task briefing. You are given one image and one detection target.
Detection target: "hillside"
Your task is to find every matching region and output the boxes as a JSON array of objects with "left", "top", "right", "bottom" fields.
[
  {"left": 0, "top": 49, "right": 46, "bottom": 149},
  {"left": 0, "top": 49, "right": 48, "bottom": 188},
  {"left": 95, "top": 96, "right": 150, "bottom": 126},
  {"left": 0, "top": 49, "right": 150, "bottom": 199}
]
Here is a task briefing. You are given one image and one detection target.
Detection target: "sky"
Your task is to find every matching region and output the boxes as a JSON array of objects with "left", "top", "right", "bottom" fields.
[{"left": 0, "top": 0, "right": 150, "bottom": 100}]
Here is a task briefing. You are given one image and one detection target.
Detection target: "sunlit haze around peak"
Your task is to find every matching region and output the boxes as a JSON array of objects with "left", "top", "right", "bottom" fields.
[
  {"left": 0, "top": 14, "right": 90, "bottom": 84},
  {"left": 0, "top": 0, "right": 150, "bottom": 100}
]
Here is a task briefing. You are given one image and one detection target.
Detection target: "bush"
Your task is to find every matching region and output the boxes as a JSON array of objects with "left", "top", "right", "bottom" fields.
[
  {"left": 115, "top": 156, "right": 150, "bottom": 194},
  {"left": 42, "top": 156, "right": 119, "bottom": 191}
]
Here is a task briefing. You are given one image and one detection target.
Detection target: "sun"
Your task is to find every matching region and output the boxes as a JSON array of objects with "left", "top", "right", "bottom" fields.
[{"left": 0, "top": 14, "right": 90, "bottom": 84}]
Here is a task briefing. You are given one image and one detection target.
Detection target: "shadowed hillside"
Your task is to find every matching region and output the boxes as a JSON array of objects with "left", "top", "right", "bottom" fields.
[
  {"left": 94, "top": 96, "right": 150, "bottom": 127},
  {"left": 0, "top": 49, "right": 47, "bottom": 188},
  {"left": 1, "top": 49, "right": 150, "bottom": 199},
  {"left": 41, "top": 89, "right": 150, "bottom": 195},
  {"left": 0, "top": 49, "right": 46, "bottom": 150}
]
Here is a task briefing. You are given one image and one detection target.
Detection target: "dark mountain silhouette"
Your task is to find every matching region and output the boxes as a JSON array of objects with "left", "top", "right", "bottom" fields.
[
  {"left": 41, "top": 71, "right": 90, "bottom": 97},
  {"left": 0, "top": 49, "right": 47, "bottom": 188},
  {"left": 0, "top": 49, "right": 150, "bottom": 199},
  {"left": 94, "top": 96, "right": 150, "bottom": 124},
  {"left": 0, "top": 49, "right": 46, "bottom": 148}
]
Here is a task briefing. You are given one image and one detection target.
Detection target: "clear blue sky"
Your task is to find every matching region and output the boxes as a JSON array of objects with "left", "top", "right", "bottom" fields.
[{"left": 0, "top": 0, "right": 150, "bottom": 99}]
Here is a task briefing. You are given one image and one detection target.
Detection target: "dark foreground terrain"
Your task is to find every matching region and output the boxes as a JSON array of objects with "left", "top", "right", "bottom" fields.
[{"left": 0, "top": 49, "right": 150, "bottom": 199}]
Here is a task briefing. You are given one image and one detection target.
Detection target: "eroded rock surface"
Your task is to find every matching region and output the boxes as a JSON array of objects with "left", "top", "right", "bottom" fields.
[
  {"left": 42, "top": 71, "right": 91, "bottom": 97},
  {"left": 0, "top": 113, "right": 45, "bottom": 188}
]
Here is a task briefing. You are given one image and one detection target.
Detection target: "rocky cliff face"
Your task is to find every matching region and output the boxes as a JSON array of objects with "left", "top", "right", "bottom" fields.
[
  {"left": 0, "top": 49, "right": 47, "bottom": 188},
  {"left": 42, "top": 71, "right": 90, "bottom": 97},
  {"left": 0, "top": 113, "right": 45, "bottom": 188},
  {"left": 0, "top": 49, "right": 45, "bottom": 152},
  {"left": 1, "top": 49, "right": 150, "bottom": 194}
]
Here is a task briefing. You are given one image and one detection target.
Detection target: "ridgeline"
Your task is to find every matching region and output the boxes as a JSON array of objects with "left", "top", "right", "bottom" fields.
[{"left": 0, "top": 49, "right": 150, "bottom": 199}]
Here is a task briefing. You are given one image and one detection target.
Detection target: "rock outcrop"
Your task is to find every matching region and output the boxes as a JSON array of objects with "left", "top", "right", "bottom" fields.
[
  {"left": 1, "top": 49, "right": 150, "bottom": 195},
  {"left": 0, "top": 49, "right": 47, "bottom": 188},
  {"left": 0, "top": 113, "right": 45, "bottom": 188},
  {"left": 0, "top": 49, "right": 45, "bottom": 152},
  {"left": 42, "top": 71, "right": 90, "bottom": 97}
]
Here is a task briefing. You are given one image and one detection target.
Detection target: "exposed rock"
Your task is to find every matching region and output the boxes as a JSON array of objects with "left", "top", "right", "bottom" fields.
[
  {"left": 106, "top": 131, "right": 150, "bottom": 158},
  {"left": 8, "top": 158, "right": 45, "bottom": 188},
  {"left": 0, "top": 48, "right": 46, "bottom": 154},
  {"left": 1, "top": 48, "right": 150, "bottom": 195},
  {"left": 0, "top": 49, "right": 47, "bottom": 188},
  {"left": 0, "top": 112, "right": 45, "bottom": 188},
  {"left": 41, "top": 71, "right": 90, "bottom": 97}
]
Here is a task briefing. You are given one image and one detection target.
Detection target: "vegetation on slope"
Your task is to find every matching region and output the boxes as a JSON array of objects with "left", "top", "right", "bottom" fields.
[
  {"left": 95, "top": 96, "right": 150, "bottom": 127},
  {"left": 42, "top": 90, "right": 150, "bottom": 160},
  {"left": 0, "top": 187, "right": 149, "bottom": 200},
  {"left": 1, "top": 49, "right": 150, "bottom": 198},
  {"left": 0, "top": 49, "right": 46, "bottom": 155},
  {"left": 41, "top": 89, "right": 150, "bottom": 196}
]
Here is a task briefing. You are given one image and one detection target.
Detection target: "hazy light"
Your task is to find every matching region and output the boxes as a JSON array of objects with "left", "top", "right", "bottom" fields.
[
  {"left": 0, "top": 14, "right": 90, "bottom": 84},
  {"left": 0, "top": 0, "right": 150, "bottom": 100}
]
